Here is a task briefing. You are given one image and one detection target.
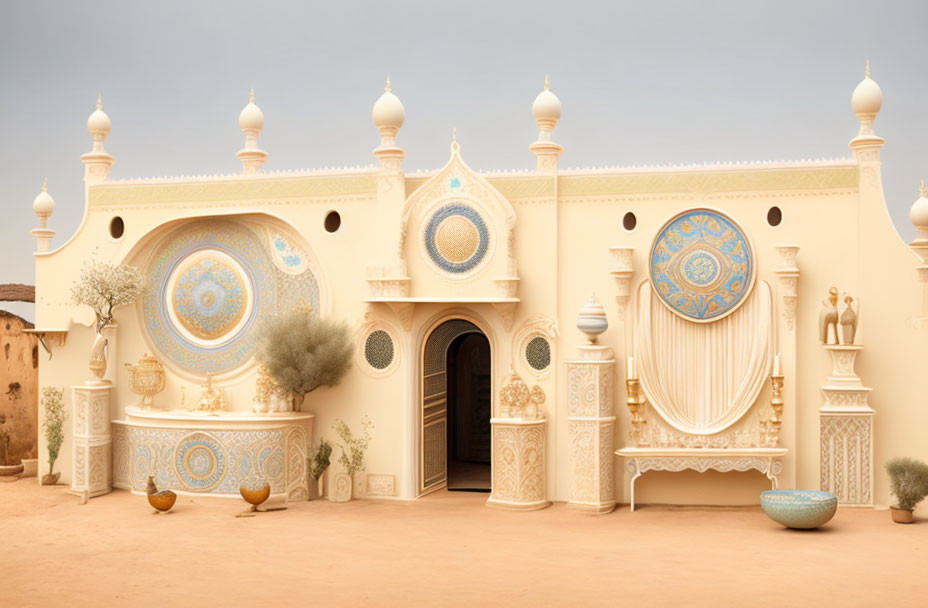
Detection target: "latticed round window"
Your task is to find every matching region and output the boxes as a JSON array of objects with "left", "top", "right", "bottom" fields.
[
  {"left": 364, "top": 330, "right": 395, "bottom": 370},
  {"left": 525, "top": 336, "right": 551, "bottom": 371}
]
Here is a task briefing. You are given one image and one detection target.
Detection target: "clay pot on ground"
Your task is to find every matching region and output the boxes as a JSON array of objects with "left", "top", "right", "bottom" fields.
[
  {"left": 41, "top": 472, "right": 60, "bottom": 486},
  {"left": 21, "top": 458, "right": 38, "bottom": 477},
  {"left": 891, "top": 507, "right": 915, "bottom": 524}
]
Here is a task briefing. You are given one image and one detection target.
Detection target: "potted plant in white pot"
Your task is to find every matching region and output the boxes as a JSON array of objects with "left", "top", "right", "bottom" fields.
[
  {"left": 41, "top": 387, "right": 66, "bottom": 485},
  {"left": 70, "top": 261, "right": 145, "bottom": 382},
  {"left": 885, "top": 457, "right": 928, "bottom": 523},
  {"left": 308, "top": 439, "right": 332, "bottom": 499},
  {"left": 255, "top": 310, "right": 354, "bottom": 411},
  {"left": 332, "top": 416, "right": 373, "bottom": 502}
]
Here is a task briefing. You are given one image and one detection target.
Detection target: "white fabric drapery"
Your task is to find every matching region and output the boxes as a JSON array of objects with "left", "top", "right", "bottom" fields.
[{"left": 635, "top": 280, "right": 773, "bottom": 435}]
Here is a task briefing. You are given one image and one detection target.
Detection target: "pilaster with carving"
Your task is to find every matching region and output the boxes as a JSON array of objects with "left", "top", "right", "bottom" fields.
[
  {"left": 820, "top": 344, "right": 874, "bottom": 506},
  {"left": 70, "top": 384, "right": 113, "bottom": 502},
  {"left": 608, "top": 246, "right": 634, "bottom": 322},
  {"left": 774, "top": 245, "right": 800, "bottom": 330}
]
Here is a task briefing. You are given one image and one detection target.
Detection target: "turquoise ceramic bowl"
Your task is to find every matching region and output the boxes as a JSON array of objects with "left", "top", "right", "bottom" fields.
[{"left": 760, "top": 489, "right": 838, "bottom": 529}]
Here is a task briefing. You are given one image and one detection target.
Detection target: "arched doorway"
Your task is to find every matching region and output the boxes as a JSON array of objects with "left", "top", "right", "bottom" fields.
[{"left": 420, "top": 319, "right": 491, "bottom": 495}]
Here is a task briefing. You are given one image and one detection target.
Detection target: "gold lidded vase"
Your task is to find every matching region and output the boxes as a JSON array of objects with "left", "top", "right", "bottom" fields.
[{"left": 127, "top": 353, "right": 165, "bottom": 408}]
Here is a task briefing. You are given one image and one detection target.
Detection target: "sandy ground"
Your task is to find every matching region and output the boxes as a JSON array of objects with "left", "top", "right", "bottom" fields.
[{"left": 1, "top": 478, "right": 926, "bottom": 607}]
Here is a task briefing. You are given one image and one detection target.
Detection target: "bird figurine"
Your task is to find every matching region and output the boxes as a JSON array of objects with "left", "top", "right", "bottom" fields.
[{"left": 146, "top": 475, "right": 177, "bottom": 514}]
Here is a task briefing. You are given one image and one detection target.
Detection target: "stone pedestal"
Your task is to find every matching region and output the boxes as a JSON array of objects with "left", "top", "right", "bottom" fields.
[
  {"left": 820, "top": 345, "right": 874, "bottom": 506},
  {"left": 566, "top": 344, "right": 616, "bottom": 513},
  {"left": 70, "top": 384, "right": 113, "bottom": 502},
  {"left": 486, "top": 418, "right": 549, "bottom": 511}
]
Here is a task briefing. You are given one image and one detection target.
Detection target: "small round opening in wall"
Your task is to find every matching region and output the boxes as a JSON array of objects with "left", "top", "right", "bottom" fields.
[
  {"left": 767, "top": 206, "right": 782, "bottom": 227},
  {"left": 109, "top": 216, "right": 125, "bottom": 239},
  {"left": 623, "top": 212, "right": 637, "bottom": 231},
  {"left": 324, "top": 211, "right": 341, "bottom": 233}
]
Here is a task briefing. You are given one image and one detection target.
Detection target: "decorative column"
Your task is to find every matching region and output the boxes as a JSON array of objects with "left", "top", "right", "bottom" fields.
[
  {"left": 70, "top": 384, "right": 112, "bottom": 503},
  {"left": 70, "top": 325, "right": 117, "bottom": 503},
  {"left": 608, "top": 246, "right": 634, "bottom": 322},
  {"left": 80, "top": 94, "right": 115, "bottom": 184},
  {"left": 236, "top": 89, "right": 268, "bottom": 175},
  {"left": 566, "top": 295, "right": 616, "bottom": 513},
  {"left": 820, "top": 344, "right": 874, "bottom": 506},
  {"left": 487, "top": 370, "right": 549, "bottom": 511},
  {"left": 31, "top": 179, "right": 56, "bottom": 252}
]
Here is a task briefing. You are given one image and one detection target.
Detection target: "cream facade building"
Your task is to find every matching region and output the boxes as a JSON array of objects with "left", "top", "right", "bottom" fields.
[{"left": 29, "top": 69, "right": 928, "bottom": 512}]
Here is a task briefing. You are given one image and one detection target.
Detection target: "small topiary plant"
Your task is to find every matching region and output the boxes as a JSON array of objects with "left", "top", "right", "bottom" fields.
[
  {"left": 309, "top": 439, "right": 333, "bottom": 482},
  {"left": 886, "top": 457, "right": 928, "bottom": 511},
  {"left": 256, "top": 311, "right": 354, "bottom": 411},
  {"left": 41, "top": 387, "right": 66, "bottom": 483}
]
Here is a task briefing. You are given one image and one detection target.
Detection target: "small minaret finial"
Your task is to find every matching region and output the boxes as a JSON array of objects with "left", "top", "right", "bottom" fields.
[
  {"left": 452, "top": 127, "right": 457, "bottom": 143},
  {"left": 42, "top": 177, "right": 48, "bottom": 192},
  {"left": 545, "top": 74, "right": 550, "bottom": 91},
  {"left": 865, "top": 60, "right": 871, "bottom": 79},
  {"left": 385, "top": 76, "right": 391, "bottom": 93},
  {"left": 96, "top": 93, "right": 102, "bottom": 110},
  {"left": 920, "top": 179, "right": 927, "bottom": 199},
  {"left": 249, "top": 87, "right": 255, "bottom": 103}
]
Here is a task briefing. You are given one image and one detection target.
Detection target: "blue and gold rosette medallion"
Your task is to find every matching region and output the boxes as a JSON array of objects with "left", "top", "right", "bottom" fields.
[
  {"left": 424, "top": 203, "right": 490, "bottom": 275},
  {"left": 649, "top": 209, "right": 755, "bottom": 322}
]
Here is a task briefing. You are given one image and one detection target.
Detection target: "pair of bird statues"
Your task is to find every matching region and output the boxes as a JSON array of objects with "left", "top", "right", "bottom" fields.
[{"left": 819, "top": 287, "right": 858, "bottom": 345}]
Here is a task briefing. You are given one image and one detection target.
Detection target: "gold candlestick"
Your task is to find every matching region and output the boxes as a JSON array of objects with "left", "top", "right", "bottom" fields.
[
  {"left": 767, "top": 374, "right": 784, "bottom": 446},
  {"left": 625, "top": 378, "right": 648, "bottom": 446}
]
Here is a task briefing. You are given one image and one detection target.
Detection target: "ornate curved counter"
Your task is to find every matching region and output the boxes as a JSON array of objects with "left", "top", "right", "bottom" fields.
[{"left": 113, "top": 407, "right": 313, "bottom": 502}]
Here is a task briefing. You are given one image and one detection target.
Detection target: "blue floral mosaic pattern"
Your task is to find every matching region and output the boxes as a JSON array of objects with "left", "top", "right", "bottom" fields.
[
  {"left": 174, "top": 432, "right": 226, "bottom": 491},
  {"left": 649, "top": 210, "right": 754, "bottom": 322},
  {"left": 424, "top": 203, "right": 489, "bottom": 274},
  {"left": 143, "top": 220, "right": 320, "bottom": 374}
]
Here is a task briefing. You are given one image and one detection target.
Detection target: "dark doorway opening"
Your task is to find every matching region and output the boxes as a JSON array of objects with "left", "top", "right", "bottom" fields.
[{"left": 445, "top": 332, "right": 491, "bottom": 492}]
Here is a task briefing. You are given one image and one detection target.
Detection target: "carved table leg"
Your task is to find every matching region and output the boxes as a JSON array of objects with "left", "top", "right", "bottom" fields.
[
  {"left": 765, "top": 458, "right": 778, "bottom": 489},
  {"left": 628, "top": 459, "right": 642, "bottom": 512}
]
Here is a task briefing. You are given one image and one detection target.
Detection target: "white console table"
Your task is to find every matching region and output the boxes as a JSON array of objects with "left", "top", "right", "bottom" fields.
[{"left": 616, "top": 447, "right": 787, "bottom": 511}]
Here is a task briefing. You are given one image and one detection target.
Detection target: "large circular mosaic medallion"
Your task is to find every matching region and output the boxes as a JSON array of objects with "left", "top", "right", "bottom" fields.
[
  {"left": 166, "top": 249, "right": 254, "bottom": 346},
  {"left": 174, "top": 432, "right": 226, "bottom": 492},
  {"left": 649, "top": 209, "right": 755, "bottom": 322},
  {"left": 143, "top": 220, "right": 321, "bottom": 375},
  {"left": 424, "top": 203, "right": 489, "bottom": 274}
]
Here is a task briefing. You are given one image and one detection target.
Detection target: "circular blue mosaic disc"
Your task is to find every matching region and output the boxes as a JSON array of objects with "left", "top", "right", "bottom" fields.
[
  {"left": 649, "top": 209, "right": 755, "bottom": 322},
  {"left": 174, "top": 433, "right": 226, "bottom": 491},
  {"left": 424, "top": 203, "right": 489, "bottom": 274}
]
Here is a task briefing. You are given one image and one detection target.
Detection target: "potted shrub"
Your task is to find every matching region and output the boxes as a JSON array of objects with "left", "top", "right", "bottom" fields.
[
  {"left": 41, "top": 387, "right": 66, "bottom": 485},
  {"left": 885, "top": 457, "right": 928, "bottom": 523},
  {"left": 256, "top": 311, "right": 353, "bottom": 411},
  {"left": 70, "top": 261, "right": 145, "bottom": 382},
  {"left": 308, "top": 439, "right": 332, "bottom": 499},
  {"left": 332, "top": 417, "right": 373, "bottom": 501}
]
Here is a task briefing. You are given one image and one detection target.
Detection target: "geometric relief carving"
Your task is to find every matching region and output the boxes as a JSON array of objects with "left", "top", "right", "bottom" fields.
[
  {"left": 820, "top": 415, "right": 873, "bottom": 505},
  {"left": 113, "top": 425, "right": 129, "bottom": 485},
  {"left": 366, "top": 474, "right": 397, "bottom": 497},
  {"left": 566, "top": 359, "right": 616, "bottom": 512},
  {"left": 568, "top": 421, "right": 596, "bottom": 502}
]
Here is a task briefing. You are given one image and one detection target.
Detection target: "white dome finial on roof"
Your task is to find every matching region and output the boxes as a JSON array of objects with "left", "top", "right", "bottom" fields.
[
  {"left": 81, "top": 94, "right": 115, "bottom": 183},
  {"left": 372, "top": 76, "right": 406, "bottom": 148},
  {"left": 910, "top": 179, "right": 928, "bottom": 240},
  {"left": 31, "top": 177, "right": 56, "bottom": 251},
  {"left": 237, "top": 88, "right": 268, "bottom": 174},
  {"left": 530, "top": 75, "right": 564, "bottom": 171},
  {"left": 850, "top": 60, "right": 884, "bottom": 152}
]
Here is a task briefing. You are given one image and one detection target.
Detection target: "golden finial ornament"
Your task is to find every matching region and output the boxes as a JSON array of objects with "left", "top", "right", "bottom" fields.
[
  {"left": 41, "top": 177, "right": 48, "bottom": 192},
  {"left": 96, "top": 93, "right": 102, "bottom": 110},
  {"left": 544, "top": 74, "right": 550, "bottom": 91},
  {"left": 249, "top": 87, "right": 255, "bottom": 103},
  {"left": 865, "top": 59, "right": 871, "bottom": 79},
  {"left": 385, "top": 76, "right": 391, "bottom": 93},
  {"left": 920, "top": 179, "right": 927, "bottom": 199}
]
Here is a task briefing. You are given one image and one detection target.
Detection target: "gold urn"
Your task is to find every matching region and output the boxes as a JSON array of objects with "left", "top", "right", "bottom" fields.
[{"left": 128, "top": 353, "right": 165, "bottom": 407}]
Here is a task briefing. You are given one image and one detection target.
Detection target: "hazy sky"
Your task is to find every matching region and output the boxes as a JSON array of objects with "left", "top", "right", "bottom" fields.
[{"left": 2, "top": 1, "right": 926, "bottom": 322}]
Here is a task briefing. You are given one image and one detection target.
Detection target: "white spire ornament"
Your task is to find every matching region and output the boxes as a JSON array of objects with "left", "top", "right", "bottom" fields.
[
  {"left": 530, "top": 75, "right": 564, "bottom": 172},
  {"left": 80, "top": 94, "right": 115, "bottom": 183},
  {"left": 237, "top": 88, "right": 268, "bottom": 174},
  {"left": 31, "top": 178, "right": 56, "bottom": 252},
  {"left": 850, "top": 60, "right": 884, "bottom": 148}
]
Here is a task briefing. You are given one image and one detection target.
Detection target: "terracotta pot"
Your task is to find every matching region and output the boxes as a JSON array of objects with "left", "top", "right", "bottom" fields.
[
  {"left": 891, "top": 507, "right": 914, "bottom": 524},
  {"left": 41, "top": 472, "right": 60, "bottom": 486}
]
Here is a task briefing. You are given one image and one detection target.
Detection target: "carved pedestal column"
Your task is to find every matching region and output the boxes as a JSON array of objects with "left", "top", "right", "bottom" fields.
[
  {"left": 487, "top": 418, "right": 549, "bottom": 511},
  {"left": 820, "top": 345, "right": 874, "bottom": 506},
  {"left": 566, "top": 344, "right": 616, "bottom": 513},
  {"left": 70, "top": 384, "right": 113, "bottom": 502}
]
